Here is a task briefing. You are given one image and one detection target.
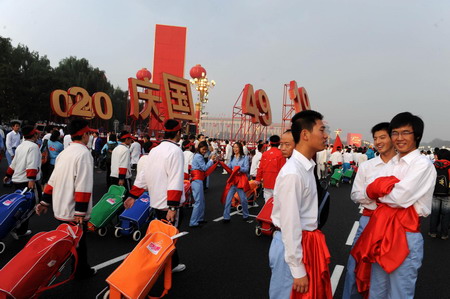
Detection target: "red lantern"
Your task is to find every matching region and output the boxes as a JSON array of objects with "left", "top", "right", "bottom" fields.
[
  {"left": 136, "top": 68, "right": 152, "bottom": 81},
  {"left": 190, "top": 64, "right": 206, "bottom": 79}
]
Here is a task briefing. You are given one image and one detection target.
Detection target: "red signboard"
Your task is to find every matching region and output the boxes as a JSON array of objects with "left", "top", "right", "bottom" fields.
[{"left": 347, "top": 133, "right": 362, "bottom": 147}]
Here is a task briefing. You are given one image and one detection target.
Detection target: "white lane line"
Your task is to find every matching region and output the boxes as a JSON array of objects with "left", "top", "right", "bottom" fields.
[
  {"left": 345, "top": 221, "right": 359, "bottom": 246},
  {"left": 237, "top": 212, "right": 258, "bottom": 218},
  {"left": 93, "top": 252, "right": 129, "bottom": 271},
  {"left": 213, "top": 211, "right": 239, "bottom": 222},
  {"left": 331, "top": 265, "right": 345, "bottom": 296}
]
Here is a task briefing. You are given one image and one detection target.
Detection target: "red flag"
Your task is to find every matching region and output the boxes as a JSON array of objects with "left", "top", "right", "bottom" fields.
[{"left": 332, "top": 135, "right": 343, "bottom": 153}]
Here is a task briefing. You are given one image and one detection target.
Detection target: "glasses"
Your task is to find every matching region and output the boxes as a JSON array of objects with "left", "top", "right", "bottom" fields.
[{"left": 391, "top": 131, "right": 414, "bottom": 137}]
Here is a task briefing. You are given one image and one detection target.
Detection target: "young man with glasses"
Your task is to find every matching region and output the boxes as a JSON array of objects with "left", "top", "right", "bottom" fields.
[
  {"left": 342, "top": 122, "right": 396, "bottom": 298},
  {"left": 351, "top": 112, "right": 436, "bottom": 299}
]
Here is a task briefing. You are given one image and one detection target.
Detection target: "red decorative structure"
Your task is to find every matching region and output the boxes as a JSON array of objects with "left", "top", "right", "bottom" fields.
[
  {"left": 281, "top": 80, "right": 311, "bottom": 133},
  {"left": 189, "top": 64, "right": 206, "bottom": 79},
  {"left": 231, "top": 88, "right": 268, "bottom": 144}
]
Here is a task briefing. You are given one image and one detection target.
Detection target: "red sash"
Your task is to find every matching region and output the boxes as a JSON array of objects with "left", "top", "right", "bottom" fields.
[
  {"left": 290, "top": 230, "right": 332, "bottom": 299},
  {"left": 350, "top": 203, "right": 420, "bottom": 298},
  {"left": 219, "top": 161, "right": 250, "bottom": 205},
  {"left": 190, "top": 162, "right": 219, "bottom": 181},
  {"left": 362, "top": 208, "right": 374, "bottom": 217}
]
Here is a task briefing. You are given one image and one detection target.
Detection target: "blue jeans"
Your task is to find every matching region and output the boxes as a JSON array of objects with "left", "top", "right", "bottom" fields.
[
  {"left": 429, "top": 196, "right": 450, "bottom": 237},
  {"left": 342, "top": 215, "right": 370, "bottom": 299},
  {"left": 5, "top": 150, "right": 13, "bottom": 165},
  {"left": 369, "top": 232, "right": 423, "bottom": 299},
  {"left": 269, "top": 231, "right": 293, "bottom": 299},
  {"left": 189, "top": 180, "right": 205, "bottom": 226},
  {"left": 223, "top": 185, "right": 249, "bottom": 220}
]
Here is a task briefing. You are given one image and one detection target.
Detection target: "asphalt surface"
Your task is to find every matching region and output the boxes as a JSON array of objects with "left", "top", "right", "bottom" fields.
[{"left": 0, "top": 159, "right": 449, "bottom": 299}]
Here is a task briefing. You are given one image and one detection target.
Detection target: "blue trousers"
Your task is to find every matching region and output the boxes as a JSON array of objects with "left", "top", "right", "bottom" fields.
[
  {"left": 223, "top": 185, "right": 249, "bottom": 220},
  {"left": 369, "top": 232, "right": 423, "bottom": 299},
  {"left": 190, "top": 180, "right": 205, "bottom": 226},
  {"left": 343, "top": 162, "right": 351, "bottom": 173},
  {"left": 5, "top": 151, "right": 13, "bottom": 165},
  {"left": 342, "top": 215, "right": 370, "bottom": 299},
  {"left": 269, "top": 231, "right": 293, "bottom": 299}
]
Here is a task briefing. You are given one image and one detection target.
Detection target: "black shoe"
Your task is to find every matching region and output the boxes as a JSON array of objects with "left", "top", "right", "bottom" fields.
[
  {"left": 199, "top": 221, "right": 208, "bottom": 224},
  {"left": 189, "top": 225, "right": 201, "bottom": 228},
  {"left": 223, "top": 219, "right": 230, "bottom": 223},
  {"left": 75, "top": 267, "right": 97, "bottom": 280}
]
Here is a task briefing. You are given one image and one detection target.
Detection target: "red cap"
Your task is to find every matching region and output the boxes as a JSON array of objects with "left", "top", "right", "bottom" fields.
[{"left": 72, "top": 126, "right": 97, "bottom": 137}]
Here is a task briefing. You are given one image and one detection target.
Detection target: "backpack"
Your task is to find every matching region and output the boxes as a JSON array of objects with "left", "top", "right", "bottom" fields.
[
  {"left": 105, "top": 142, "right": 118, "bottom": 164},
  {"left": 434, "top": 160, "right": 450, "bottom": 196}
]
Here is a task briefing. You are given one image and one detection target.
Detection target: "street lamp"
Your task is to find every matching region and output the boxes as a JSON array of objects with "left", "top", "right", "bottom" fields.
[{"left": 189, "top": 64, "right": 216, "bottom": 133}]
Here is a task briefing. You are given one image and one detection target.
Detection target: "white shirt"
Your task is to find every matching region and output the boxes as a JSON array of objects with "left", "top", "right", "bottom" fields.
[
  {"left": 47, "top": 142, "right": 93, "bottom": 221},
  {"left": 136, "top": 154, "right": 148, "bottom": 176},
  {"left": 5, "top": 130, "right": 22, "bottom": 156},
  {"left": 353, "top": 152, "right": 362, "bottom": 165},
  {"left": 87, "top": 135, "right": 94, "bottom": 150},
  {"left": 343, "top": 152, "right": 353, "bottom": 163},
  {"left": 271, "top": 149, "right": 318, "bottom": 278},
  {"left": 351, "top": 155, "right": 388, "bottom": 210},
  {"left": 330, "top": 151, "right": 343, "bottom": 166},
  {"left": 358, "top": 153, "right": 368, "bottom": 165},
  {"left": 243, "top": 145, "right": 249, "bottom": 156},
  {"left": 250, "top": 150, "right": 263, "bottom": 177},
  {"left": 63, "top": 134, "right": 72, "bottom": 149},
  {"left": 225, "top": 144, "right": 232, "bottom": 160},
  {"left": 110, "top": 143, "right": 131, "bottom": 179},
  {"left": 374, "top": 149, "right": 436, "bottom": 217},
  {"left": 42, "top": 133, "right": 51, "bottom": 141},
  {"left": 9, "top": 140, "right": 42, "bottom": 183},
  {"left": 130, "top": 142, "right": 142, "bottom": 165},
  {"left": 134, "top": 140, "right": 185, "bottom": 209},
  {"left": 316, "top": 149, "right": 328, "bottom": 166},
  {"left": 183, "top": 150, "right": 194, "bottom": 174}
]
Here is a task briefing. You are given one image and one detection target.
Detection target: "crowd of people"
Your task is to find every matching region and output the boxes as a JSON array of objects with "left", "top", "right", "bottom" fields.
[{"left": 0, "top": 110, "right": 448, "bottom": 298}]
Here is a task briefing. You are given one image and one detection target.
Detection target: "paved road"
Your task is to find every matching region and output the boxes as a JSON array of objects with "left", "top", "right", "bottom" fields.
[{"left": 0, "top": 160, "right": 449, "bottom": 298}]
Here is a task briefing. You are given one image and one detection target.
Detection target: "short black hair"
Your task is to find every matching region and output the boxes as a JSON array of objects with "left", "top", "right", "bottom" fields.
[
  {"left": 257, "top": 143, "right": 264, "bottom": 151},
  {"left": 269, "top": 135, "right": 280, "bottom": 145},
  {"left": 197, "top": 134, "right": 204, "bottom": 139},
  {"left": 163, "top": 119, "right": 181, "bottom": 139},
  {"left": 119, "top": 130, "right": 130, "bottom": 141},
  {"left": 143, "top": 141, "right": 153, "bottom": 153},
  {"left": 69, "top": 119, "right": 88, "bottom": 141},
  {"left": 10, "top": 121, "right": 20, "bottom": 127},
  {"left": 50, "top": 130, "right": 60, "bottom": 142},
  {"left": 389, "top": 112, "right": 424, "bottom": 148},
  {"left": 109, "top": 133, "right": 117, "bottom": 142},
  {"left": 22, "top": 125, "right": 35, "bottom": 139},
  {"left": 437, "top": 149, "right": 450, "bottom": 161},
  {"left": 291, "top": 110, "right": 323, "bottom": 144},
  {"left": 371, "top": 122, "right": 390, "bottom": 137}
]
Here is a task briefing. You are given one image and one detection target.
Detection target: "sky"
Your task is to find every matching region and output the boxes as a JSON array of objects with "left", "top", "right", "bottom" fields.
[{"left": 1, "top": 0, "right": 449, "bottom": 142}]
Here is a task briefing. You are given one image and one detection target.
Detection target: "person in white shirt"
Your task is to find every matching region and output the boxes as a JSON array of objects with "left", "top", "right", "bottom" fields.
[
  {"left": 279, "top": 130, "right": 295, "bottom": 159},
  {"left": 269, "top": 110, "right": 332, "bottom": 299},
  {"left": 223, "top": 140, "right": 232, "bottom": 174},
  {"left": 127, "top": 119, "right": 186, "bottom": 273},
  {"left": 5, "top": 121, "right": 22, "bottom": 165},
  {"left": 182, "top": 140, "right": 195, "bottom": 180},
  {"left": 316, "top": 147, "right": 328, "bottom": 179},
  {"left": 329, "top": 146, "right": 343, "bottom": 172},
  {"left": 110, "top": 131, "right": 134, "bottom": 191},
  {"left": 63, "top": 134, "right": 72, "bottom": 149},
  {"left": 242, "top": 141, "right": 249, "bottom": 156},
  {"left": 250, "top": 144, "right": 264, "bottom": 179},
  {"left": 351, "top": 112, "right": 436, "bottom": 299},
  {"left": 36, "top": 119, "right": 97, "bottom": 279},
  {"left": 343, "top": 147, "right": 354, "bottom": 173},
  {"left": 342, "top": 122, "right": 396, "bottom": 298},
  {"left": 129, "top": 139, "right": 142, "bottom": 172},
  {"left": 3, "top": 125, "right": 42, "bottom": 239}
]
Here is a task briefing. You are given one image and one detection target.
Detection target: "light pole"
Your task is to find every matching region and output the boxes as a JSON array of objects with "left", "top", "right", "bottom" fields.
[{"left": 189, "top": 64, "right": 216, "bottom": 134}]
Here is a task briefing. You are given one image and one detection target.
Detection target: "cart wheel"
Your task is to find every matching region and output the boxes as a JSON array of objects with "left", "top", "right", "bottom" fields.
[
  {"left": 103, "top": 290, "right": 110, "bottom": 299},
  {"left": 98, "top": 227, "right": 107, "bottom": 237},
  {"left": 349, "top": 179, "right": 352, "bottom": 184},
  {"left": 114, "top": 227, "right": 122, "bottom": 238},
  {"left": 132, "top": 230, "right": 142, "bottom": 241},
  {"left": 236, "top": 205, "right": 243, "bottom": 212},
  {"left": 0, "top": 242, "right": 5, "bottom": 254},
  {"left": 336, "top": 182, "right": 340, "bottom": 188},
  {"left": 255, "top": 227, "right": 262, "bottom": 237}
]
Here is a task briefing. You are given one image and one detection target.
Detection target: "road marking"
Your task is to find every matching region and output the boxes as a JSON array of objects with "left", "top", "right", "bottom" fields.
[
  {"left": 346, "top": 221, "right": 359, "bottom": 246},
  {"left": 331, "top": 265, "right": 345, "bottom": 296},
  {"left": 93, "top": 253, "right": 129, "bottom": 271},
  {"left": 213, "top": 211, "right": 239, "bottom": 222}
]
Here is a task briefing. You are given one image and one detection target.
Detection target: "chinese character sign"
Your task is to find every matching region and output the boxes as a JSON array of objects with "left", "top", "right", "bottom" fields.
[
  {"left": 162, "top": 73, "right": 196, "bottom": 122},
  {"left": 347, "top": 133, "right": 362, "bottom": 147}
]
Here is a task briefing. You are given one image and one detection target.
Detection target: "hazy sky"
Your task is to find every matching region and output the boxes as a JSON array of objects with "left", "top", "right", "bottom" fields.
[{"left": 1, "top": 0, "right": 449, "bottom": 142}]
